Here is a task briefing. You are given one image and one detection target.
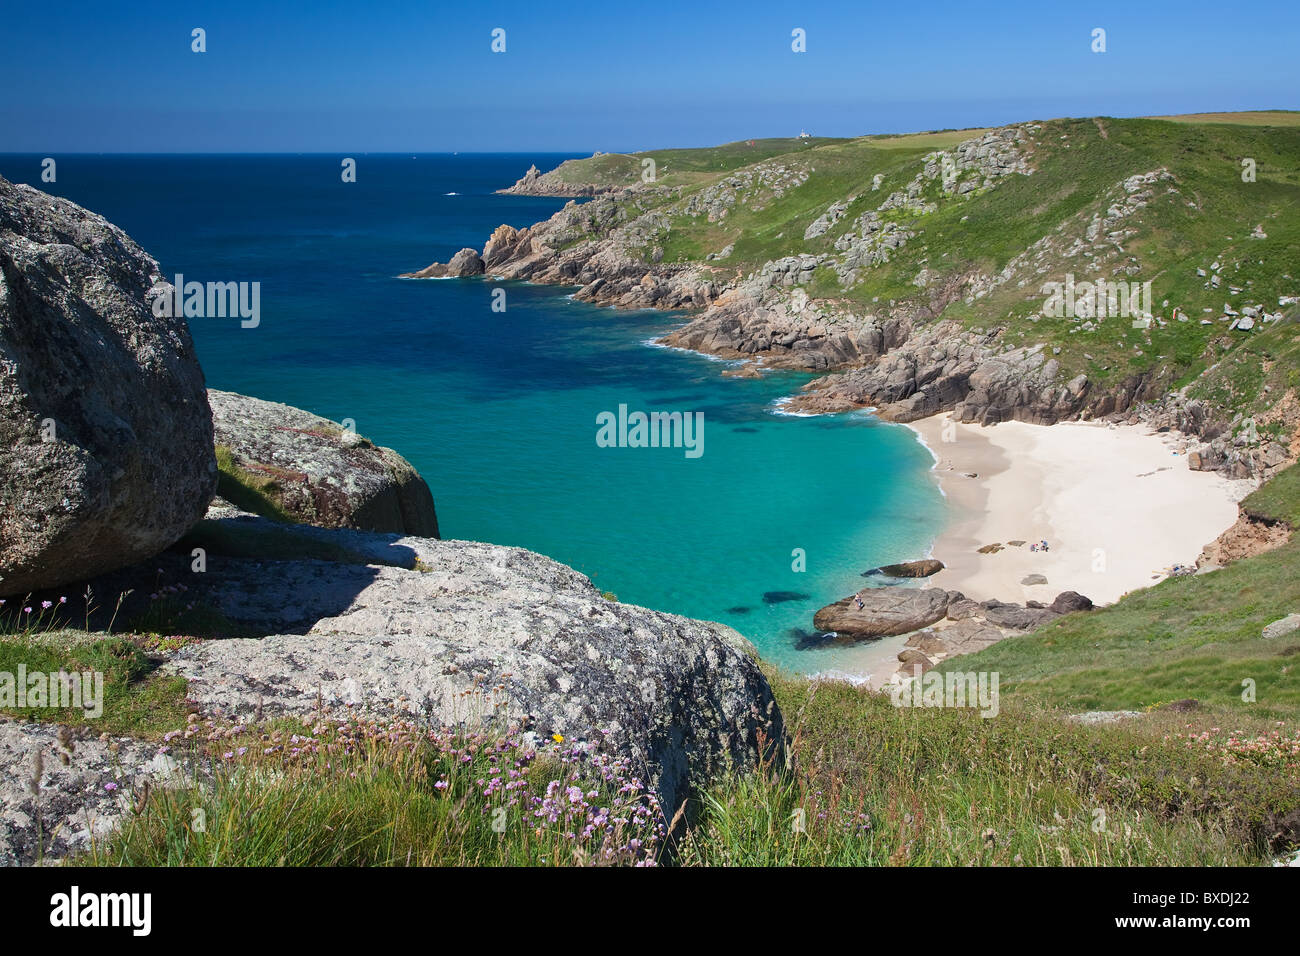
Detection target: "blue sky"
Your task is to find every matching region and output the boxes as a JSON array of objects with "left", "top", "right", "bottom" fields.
[{"left": 1, "top": 0, "right": 1296, "bottom": 152}]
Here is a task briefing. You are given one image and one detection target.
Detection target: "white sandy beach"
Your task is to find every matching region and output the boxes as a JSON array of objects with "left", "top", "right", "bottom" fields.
[{"left": 907, "top": 413, "right": 1255, "bottom": 607}]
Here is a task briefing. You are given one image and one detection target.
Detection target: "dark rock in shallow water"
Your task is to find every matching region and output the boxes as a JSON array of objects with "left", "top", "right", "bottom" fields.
[
  {"left": 791, "top": 628, "right": 838, "bottom": 650},
  {"left": 727, "top": 606, "right": 750, "bottom": 615},
  {"left": 0, "top": 175, "right": 215, "bottom": 596},
  {"left": 763, "top": 590, "right": 811, "bottom": 604},
  {"left": 864, "top": 558, "right": 945, "bottom": 578}
]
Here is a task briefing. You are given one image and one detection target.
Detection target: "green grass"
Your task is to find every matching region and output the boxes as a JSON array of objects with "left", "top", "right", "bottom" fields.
[
  {"left": 932, "top": 542, "right": 1300, "bottom": 717},
  {"left": 214, "top": 444, "right": 299, "bottom": 523},
  {"left": 83, "top": 717, "right": 666, "bottom": 866},
  {"left": 76, "top": 676, "right": 1299, "bottom": 866},
  {"left": 0, "top": 629, "right": 189, "bottom": 737},
  {"left": 1241, "top": 460, "right": 1300, "bottom": 525},
  {"left": 680, "top": 673, "right": 1297, "bottom": 865}
]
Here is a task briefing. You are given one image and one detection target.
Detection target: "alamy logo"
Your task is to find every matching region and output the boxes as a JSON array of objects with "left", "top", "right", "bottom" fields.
[
  {"left": 889, "top": 667, "right": 1000, "bottom": 718},
  {"left": 151, "top": 274, "right": 260, "bottom": 328},
  {"left": 0, "top": 666, "right": 103, "bottom": 718},
  {"left": 1041, "top": 273, "right": 1152, "bottom": 324},
  {"left": 596, "top": 404, "right": 704, "bottom": 458},
  {"left": 50, "top": 886, "right": 151, "bottom": 936}
]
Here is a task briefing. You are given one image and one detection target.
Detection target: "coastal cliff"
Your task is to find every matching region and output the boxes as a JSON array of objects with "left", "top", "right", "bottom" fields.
[{"left": 407, "top": 115, "right": 1300, "bottom": 482}]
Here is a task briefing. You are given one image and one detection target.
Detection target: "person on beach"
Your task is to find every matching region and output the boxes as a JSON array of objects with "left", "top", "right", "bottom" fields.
[{"left": 855, "top": 596, "right": 865, "bottom": 610}]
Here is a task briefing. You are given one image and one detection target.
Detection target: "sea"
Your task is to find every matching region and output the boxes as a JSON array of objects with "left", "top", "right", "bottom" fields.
[{"left": 0, "top": 153, "right": 947, "bottom": 678}]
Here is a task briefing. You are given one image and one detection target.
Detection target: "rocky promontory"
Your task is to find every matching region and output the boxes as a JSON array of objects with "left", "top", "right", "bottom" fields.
[
  {"left": 404, "top": 120, "right": 1298, "bottom": 482},
  {"left": 811, "top": 585, "right": 1095, "bottom": 679},
  {"left": 497, "top": 162, "right": 622, "bottom": 198}
]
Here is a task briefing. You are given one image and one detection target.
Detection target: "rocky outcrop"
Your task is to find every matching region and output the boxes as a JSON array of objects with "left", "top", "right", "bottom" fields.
[
  {"left": 659, "top": 284, "right": 914, "bottom": 372},
  {"left": 812, "top": 587, "right": 961, "bottom": 640},
  {"left": 866, "top": 559, "right": 945, "bottom": 578},
  {"left": 1049, "top": 591, "right": 1094, "bottom": 614},
  {"left": 1197, "top": 504, "right": 1291, "bottom": 567},
  {"left": 407, "top": 193, "right": 718, "bottom": 313},
  {"left": 1128, "top": 395, "right": 1296, "bottom": 482},
  {"left": 401, "top": 247, "right": 484, "bottom": 279},
  {"left": 497, "top": 162, "right": 618, "bottom": 198},
  {"left": 0, "top": 175, "right": 215, "bottom": 597},
  {"left": 782, "top": 319, "right": 1153, "bottom": 423},
  {"left": 981, "top": 600, "right": 1061, "bottom": 630},
  {"left": 163, "top": 514, "right": 782, "bottom": 817},
  {"left": 811, "top": 584, "right": 1093, "bottom": 654},
  {"left": 209, "top": 389, "right": 439, "bottom": 537}
]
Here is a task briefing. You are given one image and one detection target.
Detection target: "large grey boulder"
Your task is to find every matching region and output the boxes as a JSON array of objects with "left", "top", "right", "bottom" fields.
[
  {"left": 209, "top": 389, "right": 439, "bottom": 537},
  {"left": 0, "top": 176, "right": 215, "bottom": 596},
  {"left": 164, "top": 517, "right": 781, "bottom": 815},
  {"left": 1263, "top": 613, "right": 1300, "bottom": 641},
  {"left": 812, "top": 587, "right": 961, "bottom": 640}
]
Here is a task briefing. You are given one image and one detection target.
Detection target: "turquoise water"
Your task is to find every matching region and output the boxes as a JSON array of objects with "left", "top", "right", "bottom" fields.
[{"left": 0, "top": 154, "right": 946, "bottom": 676}]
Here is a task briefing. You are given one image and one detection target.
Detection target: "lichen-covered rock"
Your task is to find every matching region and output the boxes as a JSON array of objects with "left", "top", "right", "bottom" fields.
[
  {"left": 0, "top": 175, "right": 215, "bottom": 596},
  {"left": 209, "top": 389, "right": 439, "bottom": 537},
  {"left": 0, "top": 720, "right": 189, "bottom": 866},
  {"left": 164, "top": 517, "right": 782, "bottom": 815}
]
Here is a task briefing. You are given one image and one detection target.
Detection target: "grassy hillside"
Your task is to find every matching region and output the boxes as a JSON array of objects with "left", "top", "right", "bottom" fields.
[{"left": 535, "top": 112, "right": 1300, "bottom": 421}]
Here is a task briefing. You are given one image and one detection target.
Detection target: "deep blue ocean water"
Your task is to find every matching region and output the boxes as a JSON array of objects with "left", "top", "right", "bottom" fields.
[{"left": 0, "top": 153, "right": 946, "bottom": 677}]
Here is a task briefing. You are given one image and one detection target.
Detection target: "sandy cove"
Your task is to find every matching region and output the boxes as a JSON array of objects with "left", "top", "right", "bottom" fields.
[{"left": 906, "top": 413, "right": 1255, "bottom": 606}]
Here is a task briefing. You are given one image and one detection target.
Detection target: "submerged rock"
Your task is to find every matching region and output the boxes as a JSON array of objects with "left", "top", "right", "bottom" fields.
[
  {"left": 763, "top": 590, "right": 810, "bottom": 604},
  {"left": 0, "top": 175, "right": 215, "bottom": 596}
]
